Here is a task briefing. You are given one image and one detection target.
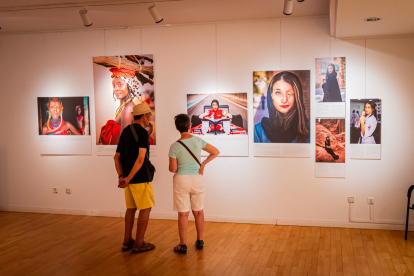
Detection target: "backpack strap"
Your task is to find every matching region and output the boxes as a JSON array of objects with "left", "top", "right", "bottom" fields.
[
  {"left": 130, "top": 124, "right": 138, "bottom": 142},
  {"left": 177, "top": 140, "right": 201, "bottom": 167},
  {"left": 130, "top": 124, "right": 150, "bottom": 159}
]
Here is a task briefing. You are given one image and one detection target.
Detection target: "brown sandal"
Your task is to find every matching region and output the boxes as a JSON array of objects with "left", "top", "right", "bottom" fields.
[
  {"left": 174, "top": 244, "right": 187, "bottom": 254},
  {"left": 131, "top": 241, "right": 155, "bottom": 254},
  {"left": 121, "top": 239, "right": 135, "bottom": 252}
]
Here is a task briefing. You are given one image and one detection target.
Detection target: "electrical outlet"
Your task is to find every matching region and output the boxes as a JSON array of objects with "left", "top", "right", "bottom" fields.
[
  {"left": 367, "top": 197, "right": 375, "bottom": 204},
  {"left": 66, "top": 188, "right": 71, "bottom": 194},
  {"left": 53, "top": 187, "right": 58, "bottom": 194},
  {"left": 348, "top": 197, "right": 354, "bottom": 203}
]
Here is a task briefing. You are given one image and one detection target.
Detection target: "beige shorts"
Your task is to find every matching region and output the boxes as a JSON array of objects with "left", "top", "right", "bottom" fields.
[{"left": 173, "top": 174, "right": 205, "bottom": 212}]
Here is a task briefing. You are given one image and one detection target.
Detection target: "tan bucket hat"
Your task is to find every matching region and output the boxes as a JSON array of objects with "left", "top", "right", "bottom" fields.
[{"left": 131, "top": 102, "right": 152, "bottom": 116}]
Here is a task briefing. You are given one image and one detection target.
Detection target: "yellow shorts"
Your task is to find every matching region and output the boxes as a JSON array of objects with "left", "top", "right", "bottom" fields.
[{"left": 124, "top": 182, "right": 155, "bottom": 210}]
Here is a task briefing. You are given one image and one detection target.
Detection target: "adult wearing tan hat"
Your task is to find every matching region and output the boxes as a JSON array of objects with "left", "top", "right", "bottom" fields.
[{"left": 114, "top": 102, "right": 156, "bottom": 254}]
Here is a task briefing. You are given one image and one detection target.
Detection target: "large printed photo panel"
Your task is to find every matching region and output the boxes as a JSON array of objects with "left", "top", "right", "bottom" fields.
[
  {"left": 253, "top": 70, "right": 311, "bottom": 157},
  {"left": 93, "top": 55, "right": 156, "bottom": 155},
  {"left": 187, "top": 93, "right": 248, "bottom": 157}
]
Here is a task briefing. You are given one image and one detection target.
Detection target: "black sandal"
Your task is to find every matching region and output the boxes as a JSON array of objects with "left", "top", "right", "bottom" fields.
[
  {"left": 195, "top": 240, "right": 204, "bottom": 250},
  {"left": 121, "top": 239, "right": 135, "bottom": 252},
  {"left": 174, "top": 244, "right": 187, "bottom": 254}
]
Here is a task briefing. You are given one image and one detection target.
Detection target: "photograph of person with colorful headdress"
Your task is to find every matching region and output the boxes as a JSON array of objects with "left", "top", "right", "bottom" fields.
[
  {"left": 38, "top": 97, "right": 90, "bottom": 136},
  {"left": 93, "top": 55, "right": 155, "bottom": 146}
]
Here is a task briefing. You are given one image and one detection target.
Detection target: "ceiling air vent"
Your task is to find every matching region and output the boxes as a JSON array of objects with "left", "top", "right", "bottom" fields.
[{"left": 364, "top": 17, "right": 381, "bottom": 22}]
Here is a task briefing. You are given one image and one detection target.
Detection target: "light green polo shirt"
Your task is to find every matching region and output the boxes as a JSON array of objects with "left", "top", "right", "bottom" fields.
[{"left": 168, "top": 136, "right": 207, "bottom": 175}]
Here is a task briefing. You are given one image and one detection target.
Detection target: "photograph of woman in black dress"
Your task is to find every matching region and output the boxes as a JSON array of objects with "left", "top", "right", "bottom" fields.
[{"left": 322, "top": 63, "right": 342, "bottom": 102}]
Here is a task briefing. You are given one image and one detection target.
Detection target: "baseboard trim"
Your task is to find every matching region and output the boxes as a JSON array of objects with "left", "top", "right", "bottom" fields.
[
  {"left": 0, "top": 206, "right": 411, "bottom": 230},
  {"left": 276, "top": 219, "right": 413, "bottom": 231},
  {"left": 0, "top": 206, "right": 123, "bottom": 218}
]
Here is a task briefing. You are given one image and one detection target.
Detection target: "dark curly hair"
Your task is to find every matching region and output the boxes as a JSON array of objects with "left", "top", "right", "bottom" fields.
[{"left": 174, "top": 114, "right": 190, "bottom": 133}]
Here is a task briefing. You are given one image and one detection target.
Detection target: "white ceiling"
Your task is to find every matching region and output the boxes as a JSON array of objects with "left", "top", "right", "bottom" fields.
[
  {"left": 0, "top": 0, "right": 412, "bottom": 39},
  {"left": 0, "top": 0, "right": 327, "bottom": 33},
  {"left": 332, "top": 0, "right": 414, "bottom": 39}
]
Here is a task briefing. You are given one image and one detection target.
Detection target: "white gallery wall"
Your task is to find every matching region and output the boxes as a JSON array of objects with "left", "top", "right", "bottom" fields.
[{"left": 1, "top": 17, "right": 414, "bottom": 229}]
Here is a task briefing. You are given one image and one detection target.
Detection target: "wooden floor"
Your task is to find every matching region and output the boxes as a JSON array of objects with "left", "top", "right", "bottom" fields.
[{"left": 1, "top": 212, "right": 414, "bottom": 275}]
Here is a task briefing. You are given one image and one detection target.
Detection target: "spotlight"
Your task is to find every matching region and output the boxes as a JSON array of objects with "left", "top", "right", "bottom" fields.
[
  {"left": 297, "top": 0, "right": 304, "bottom": 2},
  {"left": 283, "top": 0, "right": 293, "bottom": 15},
  {"left": 148, "top": 3, "right": 163, "bottom": 24},
  {"left": 79, "top": 8, "right": 92, "bottom": 27}
]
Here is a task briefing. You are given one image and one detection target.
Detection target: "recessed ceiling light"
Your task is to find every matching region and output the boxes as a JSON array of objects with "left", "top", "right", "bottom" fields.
[{"left": 364, "top": 17, "right": 381, "bottom": 22}]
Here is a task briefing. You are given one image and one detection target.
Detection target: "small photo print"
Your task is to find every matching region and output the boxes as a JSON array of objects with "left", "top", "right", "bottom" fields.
[
  {"left": 315, "top": 57, "right": 346, "bottom": 103},
  {"left": 38, "top": 97, "right": 90, "bottom": 136},
  {"left": 315, "top": 118, "right": 345, "bottom": 163},
  {"left": 350, "top": 99, "right": 381, "bottom": 144}
]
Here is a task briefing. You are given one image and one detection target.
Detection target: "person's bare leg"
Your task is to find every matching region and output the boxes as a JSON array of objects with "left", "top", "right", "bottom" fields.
[
  {"left": 178, "top": 211, "right": 190, "bottom": 244},
  {"left": 124, "top": 208, "right": 137, "bottom": 244},
  {"left": 135, "top": 207, "right": 151, "bottom": 246},
  {"left": 192, "top": 210, "right": 204, "bottom": 240}
]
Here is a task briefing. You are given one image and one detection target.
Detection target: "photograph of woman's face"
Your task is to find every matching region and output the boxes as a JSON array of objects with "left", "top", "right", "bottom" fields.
[
  {"left": 112, "top": 77, "right": 129, "bottom": 100},
  {"left": 48, "top": 100, "right": 62, "bottom": 120},
  {"left": 364, "top": 103, "right": 373, "bottom": 115},
  {"left": 270, "top": 80, "right": 295, "bottom": 114},
  {"left": 327, "top": 65, "right": 334, "bottom": 74}
]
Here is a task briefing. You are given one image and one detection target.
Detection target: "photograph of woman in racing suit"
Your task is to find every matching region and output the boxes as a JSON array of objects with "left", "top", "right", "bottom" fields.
[{"left": 199, "top": 99, "right": 232, "bottom": 133}]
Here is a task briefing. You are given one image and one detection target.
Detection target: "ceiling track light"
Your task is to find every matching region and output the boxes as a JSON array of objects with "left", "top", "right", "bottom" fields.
[
  {"left": 148, "top": 3, "right": 163, "bottom": 24},
  {"left": 79, "top": 7, "right": 92, "bottom": 27},
  {"left": 283, "top": 0, "right": 293, "bottom": 15},
  {"left": 283, "top": 0, "right": 304, "bottom": 16}
]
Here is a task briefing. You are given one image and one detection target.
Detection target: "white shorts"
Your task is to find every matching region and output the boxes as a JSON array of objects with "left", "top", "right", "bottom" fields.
[{"left": 173, "top": 174, "right": 205, "bottom": 212}]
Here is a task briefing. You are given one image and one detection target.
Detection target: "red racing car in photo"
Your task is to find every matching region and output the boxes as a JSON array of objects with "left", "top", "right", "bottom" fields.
[{"left": 190, "top": 105, "right": 247, "bottom": 135}]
